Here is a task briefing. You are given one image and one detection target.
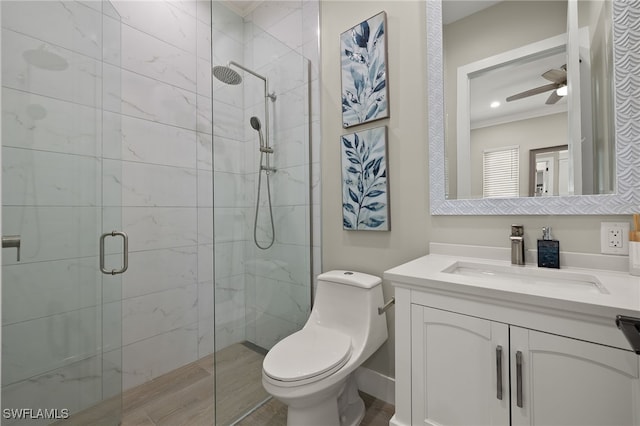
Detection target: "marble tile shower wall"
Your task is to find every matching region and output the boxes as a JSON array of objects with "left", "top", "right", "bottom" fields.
[
  {"left": 2, "top": 0, "right": 319, "bottom": 414},
  {"left": 246, "top": 0, "right": 321, "bottom": 288},
  {"left": 1, "top": 0, "right": 124, "bottom": 417},
  {"left": 211, "top": 0, "right": 320, "bottom": 352},
  {"left": 242, "top": 24, "right": 312, "bottom": 350},
  {"left": 211, "top": 1, "right": 248, "bottom": 351},
  {"left": 105, "top": 0, "right": 215, "bottom": 390},
  {"left": 242, "top": 0, "right": 320, "bottom": 350},
  {"left": 4, "top": 0, "right": 215, "bottom": 400}
]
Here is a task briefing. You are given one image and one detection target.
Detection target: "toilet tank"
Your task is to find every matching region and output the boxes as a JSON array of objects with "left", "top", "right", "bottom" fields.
[{"left": 309, "top": 270, "right": 388, "bottom": 358}]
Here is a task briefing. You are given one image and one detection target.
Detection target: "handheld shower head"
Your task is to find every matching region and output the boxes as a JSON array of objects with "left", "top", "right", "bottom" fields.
[
  {"left": 250, "top": 116, "right": 265, "bottom": 150},
  {"left": 250, "top": 116, "right": 261, "bottom": 131}
]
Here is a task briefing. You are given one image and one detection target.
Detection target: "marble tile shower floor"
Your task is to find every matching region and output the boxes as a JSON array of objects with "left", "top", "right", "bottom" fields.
[{"left": 58, "top": 342, "right": 394, "bottom": 426}]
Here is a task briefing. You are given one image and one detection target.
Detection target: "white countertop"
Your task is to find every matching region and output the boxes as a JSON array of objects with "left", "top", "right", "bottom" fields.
[{"left": 385, "top": 253, "right": 640, "bottom": 319}]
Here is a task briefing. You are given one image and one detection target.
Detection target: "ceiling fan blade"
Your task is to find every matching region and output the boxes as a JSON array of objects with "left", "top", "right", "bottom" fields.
[
  {"left": 506, "top": 83, "right": 559, "bottom": 102},
  {"left": 542, "top": 68, "right": 566, "bottom": 84},
  {"left": 545, "top": 90, "right": 562, "bottom": 105}
]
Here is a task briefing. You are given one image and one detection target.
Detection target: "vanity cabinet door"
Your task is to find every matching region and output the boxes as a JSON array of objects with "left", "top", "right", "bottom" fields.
[
  {"left": 411, "top": 305, "right": 510, "bottom": 426},
  {"left": 510, "top": 326, "right": 640, "bottom": 426}
]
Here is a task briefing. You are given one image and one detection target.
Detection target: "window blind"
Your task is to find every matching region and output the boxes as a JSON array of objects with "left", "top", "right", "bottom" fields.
[{"left": 483, "top": 146, "right": 519, "bottom": 198}]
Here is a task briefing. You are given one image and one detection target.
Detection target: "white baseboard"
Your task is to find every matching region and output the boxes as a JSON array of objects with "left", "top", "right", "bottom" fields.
[
  {"left": 389, "top": 414, "right": 409, "bottom": 426},
  {"left": 355, "top": 366, "right": 395, "bottom": 405}
]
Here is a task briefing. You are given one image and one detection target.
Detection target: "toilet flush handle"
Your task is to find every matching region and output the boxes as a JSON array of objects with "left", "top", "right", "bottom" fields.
[{"left": 378, "top": 297, "right": 395, "bottom": 315}]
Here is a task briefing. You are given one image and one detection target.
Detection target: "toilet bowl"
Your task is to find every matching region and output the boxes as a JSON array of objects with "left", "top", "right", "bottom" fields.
[{"left": 262, "top": 270, "right": 388, "bottom": 426}]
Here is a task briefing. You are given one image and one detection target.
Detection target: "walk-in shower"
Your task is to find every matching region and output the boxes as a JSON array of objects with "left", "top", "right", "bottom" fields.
[
  {"left": 2, "top": 1, "right": 313, "bottom": 425},
  {"left": 213, "top": 61, "right": 277, "bottom": 250}
]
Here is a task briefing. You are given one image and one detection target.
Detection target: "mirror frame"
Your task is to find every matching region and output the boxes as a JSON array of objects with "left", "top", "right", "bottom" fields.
[{"left": 428, "top": 0, "right": 640, "bottom": 215}]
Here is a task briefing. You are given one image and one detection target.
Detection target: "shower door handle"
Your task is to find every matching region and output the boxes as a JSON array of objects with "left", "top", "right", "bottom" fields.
[{"left": 100, "top": 231, "right": 128, "bottom": 275}]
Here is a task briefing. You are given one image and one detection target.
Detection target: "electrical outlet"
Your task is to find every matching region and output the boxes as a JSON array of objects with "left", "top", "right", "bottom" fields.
[
  {"left": 609, "top": 228, "right": 624, "bottom": 247},
  {"left": 600, "top": 222, "right": 630, "bottom": 255}
]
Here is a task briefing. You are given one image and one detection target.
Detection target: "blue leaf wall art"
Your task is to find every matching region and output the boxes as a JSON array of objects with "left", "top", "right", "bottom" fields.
[
  {"left": 341, "top": 126, "right": 390, "bottom": 231},
  {"left": 340, "top": 11, "right": 389, "bottom": 128}
]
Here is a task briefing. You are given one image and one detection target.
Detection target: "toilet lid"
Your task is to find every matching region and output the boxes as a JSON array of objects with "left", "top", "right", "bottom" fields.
[{"left": 263, "top": 327, "right": 352, "bottom": 382}]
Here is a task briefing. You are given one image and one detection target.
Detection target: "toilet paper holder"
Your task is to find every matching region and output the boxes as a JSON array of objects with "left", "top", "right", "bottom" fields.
[{"left": 378, "top": 297, "right": 395, "bottom": 315}]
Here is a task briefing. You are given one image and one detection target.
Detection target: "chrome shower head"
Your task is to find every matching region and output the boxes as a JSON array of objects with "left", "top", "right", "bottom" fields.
[
  {"left": 250, "top": 116, "right": 261, "bottom": 132},
  {"left": 212, "top": 65, "right": 242, "bottom": 85}
]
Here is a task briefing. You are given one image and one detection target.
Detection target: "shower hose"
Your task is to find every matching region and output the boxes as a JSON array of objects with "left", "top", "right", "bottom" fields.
[{"left": 254, "top": 151, "right": 275, "bottom": 250}]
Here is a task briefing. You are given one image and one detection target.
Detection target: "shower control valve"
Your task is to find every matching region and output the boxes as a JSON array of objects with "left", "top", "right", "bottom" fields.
[{"left": 2, "top": 235, "right": 21, "bottom": 261}]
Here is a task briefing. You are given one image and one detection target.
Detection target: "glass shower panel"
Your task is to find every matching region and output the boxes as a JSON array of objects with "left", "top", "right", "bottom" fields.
[
  {"left": 212, "top": 12, "right": 312, "bottom": 424},
  {"left": 1, "top": 1, "right": 122, "bottom": 424}
]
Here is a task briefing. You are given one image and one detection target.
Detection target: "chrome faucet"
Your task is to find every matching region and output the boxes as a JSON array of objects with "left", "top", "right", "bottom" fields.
[{"left": 510, "top": 225, "right": 525, "bottom": 265}]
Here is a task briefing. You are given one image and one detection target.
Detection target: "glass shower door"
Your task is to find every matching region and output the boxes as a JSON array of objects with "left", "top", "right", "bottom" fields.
[
  {"left": 1, "top": 1, "right": 122, "bottom": 424},
  {"left": 212, "top": 10, "right": 312, "bottom": 423}
]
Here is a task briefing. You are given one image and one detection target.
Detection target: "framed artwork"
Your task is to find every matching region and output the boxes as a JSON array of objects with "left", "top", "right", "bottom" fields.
[
  {"left": 341, "top": 126, "right": 390, "bottom": 231},
  {"left": 340, "top": 11, "right": 389, "bottom": 128}
]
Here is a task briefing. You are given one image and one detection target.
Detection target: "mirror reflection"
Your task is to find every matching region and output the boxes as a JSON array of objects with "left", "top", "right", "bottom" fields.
[
  {"left": 530, "top": 145, "right": 569, "bottom": 197},
  {"left": 443, "top": 0, "right": 615, "bottom": 200}
]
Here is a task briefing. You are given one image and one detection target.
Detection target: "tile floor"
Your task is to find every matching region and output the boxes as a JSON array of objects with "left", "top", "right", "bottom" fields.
[{"left": 59, "top": 343, "right": 394, "bottom": 426}]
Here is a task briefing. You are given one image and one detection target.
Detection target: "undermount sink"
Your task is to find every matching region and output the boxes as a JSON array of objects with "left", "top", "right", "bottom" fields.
[{"left": 442, "top": 261, "right": 609, "bottom": 294}]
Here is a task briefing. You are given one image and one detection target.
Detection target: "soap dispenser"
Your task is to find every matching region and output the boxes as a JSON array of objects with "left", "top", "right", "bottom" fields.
[{"left": 537, "top": 226, "right": 560, "bottom": 268}]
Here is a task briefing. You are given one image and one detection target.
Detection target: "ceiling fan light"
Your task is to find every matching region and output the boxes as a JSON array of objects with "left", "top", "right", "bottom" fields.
[
  {"left": 490, "top": 101, "right": 500, "bottom": 108},
  {"left": 557, "top": 85, "right": 568, "bottom": 97}
]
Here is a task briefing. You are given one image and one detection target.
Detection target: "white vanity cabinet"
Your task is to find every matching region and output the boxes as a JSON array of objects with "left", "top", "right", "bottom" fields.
[
  {"left": 386, "top": 254, "right": 640, "bottom": 426},
  {"left": 411, "top": 306, "right": 509, "bottom": 426},
  {"left": 410, "top": 305, "right": 640, "bottom": 426},
  {"left": 509, "top": 326, "right": 639, "bottom": 426}
]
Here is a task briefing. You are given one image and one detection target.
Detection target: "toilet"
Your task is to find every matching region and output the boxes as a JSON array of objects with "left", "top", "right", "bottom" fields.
[{"left": 262, "top": 270, "right": 388, "bottom": 426}]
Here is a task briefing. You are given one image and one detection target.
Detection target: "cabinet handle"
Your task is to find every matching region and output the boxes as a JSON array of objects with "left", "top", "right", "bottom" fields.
[
  {"left": 516, "top": 350, "right": 523, "bottom": 408},
  {"left": 496, "top": 345, "right": 503, "bottom": 400}
]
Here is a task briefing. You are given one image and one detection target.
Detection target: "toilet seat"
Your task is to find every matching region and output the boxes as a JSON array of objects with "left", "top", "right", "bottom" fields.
[{"left": 263, "top": 327, "right": 352, "bottom": 385}]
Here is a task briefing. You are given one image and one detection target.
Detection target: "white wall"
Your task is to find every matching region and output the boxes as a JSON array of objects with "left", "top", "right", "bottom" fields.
[{"left": 321, "top": 0, "right": 429, "bottom": 378}]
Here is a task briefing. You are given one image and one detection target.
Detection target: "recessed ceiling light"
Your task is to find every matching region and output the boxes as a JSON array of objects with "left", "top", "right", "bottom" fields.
[
  {"left": 490, "top": 101, "right": 500, "bottom": 108},
  {"left": 557, "top": 86, "right": 568, "bottom": 96}
]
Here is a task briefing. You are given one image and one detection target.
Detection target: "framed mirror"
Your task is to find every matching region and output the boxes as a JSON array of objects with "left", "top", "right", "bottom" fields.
[{"left": 428, "top": 0, "right": 640, "bottom": 215}]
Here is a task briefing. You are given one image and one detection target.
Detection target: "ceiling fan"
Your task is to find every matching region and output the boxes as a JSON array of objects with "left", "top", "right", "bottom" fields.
[{"left": 506, "top": 64, "right": 567, "bottom": 105}]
